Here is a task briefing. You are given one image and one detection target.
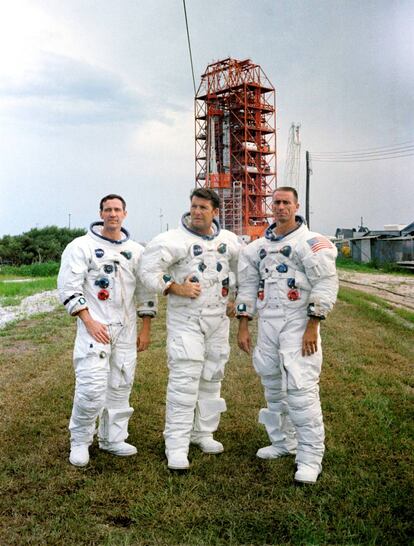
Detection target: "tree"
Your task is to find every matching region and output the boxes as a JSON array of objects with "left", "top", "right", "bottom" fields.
[{"left": 0, "top": 226, "right": 86, "bottom": 265}]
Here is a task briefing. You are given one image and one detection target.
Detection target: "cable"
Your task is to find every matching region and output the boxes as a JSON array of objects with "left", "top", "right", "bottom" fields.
[
  {"left": 182, "top": 0, "right": 196, "bottom": 96},
  {"left": 310, "top": 141, "right": 414, "bottom": 162},
  {"left": 311, "top": 152, "right": 414, "bottom": 162},
  {"left": 311, "top": 146, "right": 414, "bottom": 158},
  {"left": 311, "top": 142, "right": 414, "bottom": 158},
  {"left": 311, "top": 141, "right": 414, "bottom": 156}
]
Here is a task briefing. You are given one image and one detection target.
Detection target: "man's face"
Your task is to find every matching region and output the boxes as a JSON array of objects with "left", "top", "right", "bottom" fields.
[
  {"left": 190, "top": 196, "right": 219, "bottom": 235},
  {"left": 100, "top": 198, "right": 127, "bottom": 232},
  {"left": 272, "top": 190, "right": 299, "bottom": 226}
]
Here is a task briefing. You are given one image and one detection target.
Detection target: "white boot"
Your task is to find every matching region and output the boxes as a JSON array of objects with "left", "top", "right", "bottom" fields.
[
  {"left": 191, "top": 437, "right": 224, "bottom": 454},
  {"left": 256, "top": 444, "right": 296, "bottom": 459},
  {"left": 294, "top": 463, "right": 322, "bottom": 484},
  {"left": 69, "top": 444, "right": 89, "bottom": 467},
  {"left": 167, "top": 450, "right": 190, "bottom": 470},
  {"left": 99, "top": 441, "right": 137, "bottom": 456}
]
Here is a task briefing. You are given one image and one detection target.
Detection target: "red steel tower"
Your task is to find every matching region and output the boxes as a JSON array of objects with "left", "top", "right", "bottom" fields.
[{"left": 195, "top": 58, "right": 276, "bottom": 240}]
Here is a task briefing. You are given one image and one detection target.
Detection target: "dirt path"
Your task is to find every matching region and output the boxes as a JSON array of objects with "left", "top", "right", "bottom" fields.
[{"left": 338, "top": 270, "right": 414, "bottom": 311}]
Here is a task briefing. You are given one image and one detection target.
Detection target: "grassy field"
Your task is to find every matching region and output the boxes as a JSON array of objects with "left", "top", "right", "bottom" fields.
[
  {"left": 0, "top": 263, "right": 58, "bottom": 306},
  {"left": 0, "top": 262, "right": 60, "bottom": 277},
  {"left": 0, "top": 277, "right": 57, "bottom": 306},
  {"left": 0, "top": 290, "right": 413, "bottom": 545}
]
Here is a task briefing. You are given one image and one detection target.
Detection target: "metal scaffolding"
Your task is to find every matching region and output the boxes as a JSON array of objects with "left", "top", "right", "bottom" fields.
[
  {"left": 284, "top": 122, "right": 301, "bottom": 191},
  {"left": 195, "top": 58, "right": 276, "bottom": 240}
]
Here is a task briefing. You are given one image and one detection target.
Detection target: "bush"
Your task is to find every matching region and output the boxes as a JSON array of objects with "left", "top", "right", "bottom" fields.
[{"left": 0, "top": 226, "right": 85, "bottom": 266}]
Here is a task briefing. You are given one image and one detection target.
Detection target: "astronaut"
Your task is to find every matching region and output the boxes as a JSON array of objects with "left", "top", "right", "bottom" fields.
[
  {"left": 140, "top": 188, "right": 242, "bottom": 470},
  {"left": 237, "top": 187, "right": 338, "bottom": 484},
  {"left": 58, "top": 194, "right": 157, "bottom": 467}
]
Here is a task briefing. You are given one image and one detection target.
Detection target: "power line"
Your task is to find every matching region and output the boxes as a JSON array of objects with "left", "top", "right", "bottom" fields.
[
  {"left": 311, "top": 152, "right": 414, "bottom": 162},
  {"left": 311, "top": 146, "right": 414, "bottom": 159},
  {"left": 311, "top": 140, "right": 414, "bottom": 156},
  {"left": 182, "top": 0, "right": 196, "bottom": 95},
  {"left": 310, "top": 141, "right": 414, "bottom": 162}
]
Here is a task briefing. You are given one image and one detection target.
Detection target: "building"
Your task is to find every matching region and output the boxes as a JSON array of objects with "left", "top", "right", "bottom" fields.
[{"left": 335, "top": 222, "right": 414, "bottom": 269}]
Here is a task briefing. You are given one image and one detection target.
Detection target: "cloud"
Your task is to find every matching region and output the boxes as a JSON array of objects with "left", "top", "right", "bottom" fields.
[
  {"left": 0, "top": 52, "right": 148, "bottom": 126},
  {"left": 131, "top": 108, "right": 194, "bottom": 163}
]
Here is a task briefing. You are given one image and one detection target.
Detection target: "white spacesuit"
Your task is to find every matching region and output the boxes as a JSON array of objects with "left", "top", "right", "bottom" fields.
[
  {"left": 58, "top": 222, "right": 157, "bottom": 459},
  {"left": 140, "top": 214, "right": 241, "bottom": 468},
  {"left": 236, "top": 216, "right": 338, "bottom": 481}
]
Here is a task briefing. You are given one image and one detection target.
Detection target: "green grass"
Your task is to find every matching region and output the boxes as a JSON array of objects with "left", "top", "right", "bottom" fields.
[
  {"left": 338, "top": 286, "right": 414, "bottom": 326},
  {"left": 0, "top": 261, "right": 60, "bottom": 277},
  {"left": 0, "top": 276, "right": 57, "bottom": 306},
  {"left": 0, "top": 296, "right": 413, "bottom": 545},
  {"left": 336, "top": 256, "right": 413, "bottom": 275},
  {"left": 336, "top": 256, "right": 380, "bottom": 273}
]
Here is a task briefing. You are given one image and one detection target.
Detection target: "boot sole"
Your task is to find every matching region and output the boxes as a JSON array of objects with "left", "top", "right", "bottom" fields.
[
  {"left": 69, "top": 458, "right": 89, "bottom": 467},
  {"left": 294, "top": 472, "right": 321, "bottom": 485},
  {"left": 99, "top": 449, "right": 137, "bottom": 456},
  {"left": 191, "top": 442, "right": 224, "bottom": 454},
  {"left": 168, "top": 464, "right": 189, "bottom": 471},
  {"left": 197, "top": 447, "right": 224, "bottom": 454},
  {"left": 294, "top": 479, "right": 318, "bottom": 485},
  {"left": 256, "top": 452, "right": 295, "bottom": 459},
  {"left": 256, "top": 449, "right": 296, "bottom": 459}
]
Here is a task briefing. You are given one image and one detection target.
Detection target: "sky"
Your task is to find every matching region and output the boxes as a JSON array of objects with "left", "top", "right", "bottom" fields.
[{"left": 0, "top": 0, "right": 413, "bottom": 241}]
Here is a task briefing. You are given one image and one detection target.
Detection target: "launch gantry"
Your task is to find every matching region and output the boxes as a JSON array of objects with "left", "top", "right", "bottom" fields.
[{"left": 195, "top": 58, "right": 276, "bottom": 240}]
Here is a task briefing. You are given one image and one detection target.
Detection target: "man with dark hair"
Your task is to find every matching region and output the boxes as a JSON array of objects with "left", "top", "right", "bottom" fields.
[
  {"left": 273, "top": 185, "right": 298, "bottom": 201},
  {"left": 190, "top": 187, "right": 220, "bottom": 209},
  {"left": 236, "top": 186, "right": 338, "bottom": 484},
  {"left": 140, "top": 188, "right": 242, "bottom": 470},
  {"left": 100, "top": 194, "right": 127, "bottom": 211},
  {"left": 58, "top": 195, "right": 157, "bottom": 467}
]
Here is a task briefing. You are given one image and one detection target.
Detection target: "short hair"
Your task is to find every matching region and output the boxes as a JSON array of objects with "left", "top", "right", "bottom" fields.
[
  {"left": 273, "top": 186, "right": 298, "bottom": 202},
  {"left": 100, "top": 194, "right": 126, "bottom": 211},
  {"left": 190, "top": 187, "right": 220, "bottom": 209}
]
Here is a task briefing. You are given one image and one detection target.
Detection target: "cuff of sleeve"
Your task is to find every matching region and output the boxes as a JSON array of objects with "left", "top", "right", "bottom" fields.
[
  {"left": 162, "top": 281, "right": 174, "bottom": 296},
  {"left": 137, "top": 310, "right": 156, "bottom": 318},
  {"left": 235, "top": 302, "right": 255, "bottom": 320},
  {"left": 161, "top": 274, "right": 174, "bottom": 295},
  {"left": 68, "top": 296, "right": 88, "bottom": 316},
  {"left": 307, "top": 303, "right": 326, "bottom": 320},
  {"left": 137, "top": 299, "right": 157, "bottom": 317}
]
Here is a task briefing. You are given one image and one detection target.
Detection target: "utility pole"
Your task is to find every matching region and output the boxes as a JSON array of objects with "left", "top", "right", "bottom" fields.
[
  {"left": 159, "top": 208, "right": 163, "bottom": 233},
  {"left": 68, "top": 213, "right": 71, "bottom": 229},
  {"left": 305, "top": 151, "right": 310, "bottom": 228}
]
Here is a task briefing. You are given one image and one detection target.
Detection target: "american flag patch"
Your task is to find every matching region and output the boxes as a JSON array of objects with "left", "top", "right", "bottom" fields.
[{"left": 307, "top": 237, "right": 333, "bottom": 253}]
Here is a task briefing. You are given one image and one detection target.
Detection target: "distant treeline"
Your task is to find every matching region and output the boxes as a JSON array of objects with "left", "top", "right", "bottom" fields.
[{"left": 0, "top": 226, "right": 86, "bottom": 266}]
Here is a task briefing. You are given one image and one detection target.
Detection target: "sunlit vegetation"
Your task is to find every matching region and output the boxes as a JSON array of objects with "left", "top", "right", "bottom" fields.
[{"left": 0, "top": 291, "right": 412, "bottom": 545}]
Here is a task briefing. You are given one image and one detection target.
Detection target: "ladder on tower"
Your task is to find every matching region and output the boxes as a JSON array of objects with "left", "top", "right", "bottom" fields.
[{"left": 217, "top": 181, "right": 242, "bottom": 235}]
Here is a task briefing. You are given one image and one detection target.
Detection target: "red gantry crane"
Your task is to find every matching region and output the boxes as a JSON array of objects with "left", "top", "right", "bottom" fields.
[{"left": 195, "top": 58, "right": 276, "bottom": 240}]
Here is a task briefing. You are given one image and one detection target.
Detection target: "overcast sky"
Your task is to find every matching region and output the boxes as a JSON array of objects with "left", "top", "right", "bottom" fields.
[{"left": 0, "top": 0, "right": 413, "bottom": 241}]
